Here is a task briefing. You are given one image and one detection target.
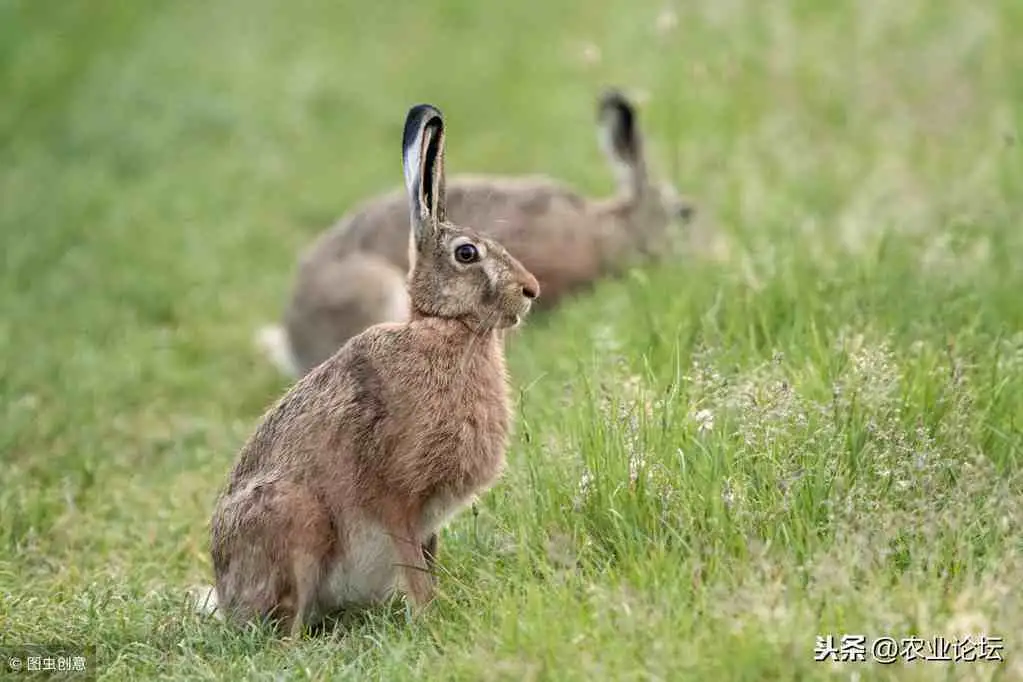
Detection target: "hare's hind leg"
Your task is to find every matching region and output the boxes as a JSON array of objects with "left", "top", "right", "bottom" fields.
[
  {"left": 284, "top": 550, "right": 324, "bottom": 639},
  {"left": 285, "top": 253, "right": 409, "bottom": 374},
  {"left": 212, "top": 481, "right": 335, "bottom": 635}
]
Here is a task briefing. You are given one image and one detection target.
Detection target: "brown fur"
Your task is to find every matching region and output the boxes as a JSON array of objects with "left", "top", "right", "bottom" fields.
[
  {"left": 208, "top": 104, "right": 539, "bottom": 635},
  {"left": 266, "top": 90, "right": 696, "bottom": 377}
]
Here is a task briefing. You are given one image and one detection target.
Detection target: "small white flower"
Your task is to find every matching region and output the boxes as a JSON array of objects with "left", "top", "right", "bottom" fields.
[
  {"left": 580, "top": 42, "right": 602, "bottom": 66},
  {"left": 721, "top": 479, "right": 736, "bottom": 508},
  {"left": 693, "top": 408, "right": 715, "bottom": 434},
  {"left": 656, "top": 6, "right": 679, "bottom": 35},
  {"left": 573, "top": 470, "right": 594, "bottom": 509},
  {"left": 631, "top": 88, "right": 651, "bottom": 106},
  {"left": 628, "top": 455, "right": 646, "bottom": 483}
]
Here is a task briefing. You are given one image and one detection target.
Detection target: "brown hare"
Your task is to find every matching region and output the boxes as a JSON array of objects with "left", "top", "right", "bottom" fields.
[
  {"left": 199, "top": 103, "right": 539, "bottom": 636},
  {"left": 258, "top": 89, "right": 695, "bottom": 377}
]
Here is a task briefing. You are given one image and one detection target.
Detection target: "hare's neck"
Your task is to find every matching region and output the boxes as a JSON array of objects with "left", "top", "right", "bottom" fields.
[
  {"left": 413, "top": 316, "right": 504, "bottom": 353},
  {"left": 434, "top": 320, "right": 507, "bottom": 388},
  {"left": 591, "top": 195, "right": 645, "bottom": 272}
]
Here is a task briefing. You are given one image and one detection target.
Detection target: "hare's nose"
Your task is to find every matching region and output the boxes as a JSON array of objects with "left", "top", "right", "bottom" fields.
[{"left": 521, "top": 273, "right": 540, "bottom": 299}]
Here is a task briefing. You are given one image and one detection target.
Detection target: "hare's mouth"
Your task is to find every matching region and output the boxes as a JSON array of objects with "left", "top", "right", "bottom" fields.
[
  {"left": 496, "top": 298, "right": 532, "bottom": 328},
  {"left": 497, "top": 312, "right": 522, "bottom": 329}
]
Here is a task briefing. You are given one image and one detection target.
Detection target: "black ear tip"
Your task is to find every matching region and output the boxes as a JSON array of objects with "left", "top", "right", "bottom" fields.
[
  {"left": 402, "top": 103, "right": 445, "bottom": 154},
  {"left": 598, "top": 89, "right": 635, "bottom": 120},
  {"left": 407, "top": 103, "right": 444, "bottom": 122}
]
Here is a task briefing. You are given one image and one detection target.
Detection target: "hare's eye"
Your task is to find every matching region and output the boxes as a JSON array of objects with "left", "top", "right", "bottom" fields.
[{"left": 454, "top": 243, "right": 480, "bottom": 264}]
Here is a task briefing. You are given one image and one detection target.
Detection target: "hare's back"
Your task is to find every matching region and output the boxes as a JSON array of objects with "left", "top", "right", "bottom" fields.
[{"left": 301, "top": 186, "right": 411, "bottom": 271}]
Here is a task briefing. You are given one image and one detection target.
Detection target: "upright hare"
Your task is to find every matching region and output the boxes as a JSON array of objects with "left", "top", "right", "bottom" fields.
[
  {"left": 260, "top": 90, "right": 694, "bottom": 377},
  {"left": 201, "top": 102, "right": 539, "bottom": 635}
]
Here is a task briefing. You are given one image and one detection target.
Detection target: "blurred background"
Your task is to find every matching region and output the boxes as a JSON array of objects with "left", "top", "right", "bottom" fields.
[
  {"left": 5, "top": 0, "right": 1016, "bottom": 404},
  {"left": 2, "top": 0, "right": 713, "bottom": 397}
]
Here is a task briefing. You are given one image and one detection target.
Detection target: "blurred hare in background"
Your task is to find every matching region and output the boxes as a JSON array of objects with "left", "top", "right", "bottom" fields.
[{"left": 260, "top": 90, "right": 696, "bottom": 377}]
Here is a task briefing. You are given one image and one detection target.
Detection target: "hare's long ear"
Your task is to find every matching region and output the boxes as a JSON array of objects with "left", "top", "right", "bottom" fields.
[
  {"left": 402, "top": 104, "right": 447, "bottom": 248},
  {"left": 597, "top": 90, "right": 647, "bottom": 201}
]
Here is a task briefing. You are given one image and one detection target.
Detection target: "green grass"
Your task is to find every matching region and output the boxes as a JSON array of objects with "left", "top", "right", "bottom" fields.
[{"left": 2, "top": 0, "right": 1022, "bottom": 679}]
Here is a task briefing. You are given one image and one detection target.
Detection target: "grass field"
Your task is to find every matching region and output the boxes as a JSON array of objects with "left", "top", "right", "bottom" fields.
[{"left": 2, "top": 0, "right": 1022, "bottom": 679}]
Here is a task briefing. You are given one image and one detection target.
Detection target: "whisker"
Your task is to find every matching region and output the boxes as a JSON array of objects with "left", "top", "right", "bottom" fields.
[{"left": 456, "top": 309, "right": 501, "bottom": 376}]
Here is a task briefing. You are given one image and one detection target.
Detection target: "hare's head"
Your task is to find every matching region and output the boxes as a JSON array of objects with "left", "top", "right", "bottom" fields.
[
  {"left": 402, "top": 104, "right": 540, "bottom": 332},
  {"left": 598, "top": 90, "right": 695, "bottom": 257}
]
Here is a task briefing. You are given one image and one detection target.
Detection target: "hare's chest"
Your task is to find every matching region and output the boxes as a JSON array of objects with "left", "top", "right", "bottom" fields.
[
  {"left": 410, "top": 401, "right": 508, "bottom": 537},
  {"left": 408, "top": 370, "right": 510, "bottom": 446}
]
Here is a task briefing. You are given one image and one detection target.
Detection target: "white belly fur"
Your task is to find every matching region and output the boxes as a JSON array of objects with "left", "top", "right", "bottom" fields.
[
  {"left": 320, "top": 519, "right": 399, "bottom": 609},
  {"left": 318, "top": 494, "right": 473, "bottom": 611}
]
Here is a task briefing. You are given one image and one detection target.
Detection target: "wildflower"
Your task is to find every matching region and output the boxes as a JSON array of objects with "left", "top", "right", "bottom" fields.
[
  {"left": 580, "top": 42, "right": 601, "bottom": 67},
  {"left": 656, "top": 6, "right": 678, "bottom": 35},
  {"left": 693, "top": 408, "right": 715, "bottom": 434}
]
